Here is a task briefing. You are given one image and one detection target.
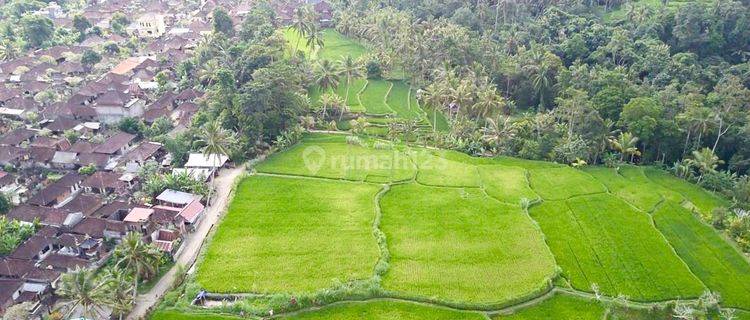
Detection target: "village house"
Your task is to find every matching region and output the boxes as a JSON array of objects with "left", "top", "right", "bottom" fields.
[
  {"left": 81, "top": 171, "right": 127, "bottom": 195},
  {"left": 129, "top": 13, "right": 167, "bottom": 38},
  {"left": 50, "top": 151, "right": 78, "bottom": 170},
  {"left": 10, "top": 235, "right": 56, "bottom": 262},
  {"left": 0, "top": 146, "right": 26, "bottom": 167},
  {"left": 93, "top": 132, "right": 136, "bottom": 156},
  {"left": 0, "top": 171, "right": 28, "bottom": 205},
  {"left": 60, "top": 193, "right": 104, "bottom": 216},
  {"left": 71, "top": 217, "right": 128, "bottom": 240},
  {"left": 43, "top": 117, "right": 80, "bottom": 133},
  {"left": 93, "top": 90, "right": 144, "bottom": 124},
  {"left": 0, "top": 128, "right": 36, "bottom": 147},
  {"left": 123, "top": 207, "right": 155, "bottom": 232},
  {"left": 184, "top": 153, "right": 229, "bottom": 174},
  {"left": 150, "top": 228, "right": 180, "bottom": 254},
  {"left": 57, "top": 233, "right": 104, "bottom": 260},
  {"left": 27, "top": 173, "right": 83, "bottom": 207},
  {"left": 120, "top": 141, "right": 163, "bottom": 172},
  {"left": 154, "top": 189, "right": 205, "bottom": 231}
]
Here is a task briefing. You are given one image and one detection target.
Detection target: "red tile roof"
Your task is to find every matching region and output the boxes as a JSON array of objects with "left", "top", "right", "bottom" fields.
[{"left": 93, "top": 132, "right": 135, "bottom": 154}]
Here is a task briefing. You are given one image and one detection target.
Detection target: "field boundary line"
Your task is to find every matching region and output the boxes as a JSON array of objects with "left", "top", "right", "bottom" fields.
[
  {"left": 643, "top": 199, "right": 711, "bottom": 296},
  {"left": 371, "top": 184, "right": 391, "bottom": 281},
  {"left": 642, "top": 168, "right": 750, "bottom": 267},
  {"left": 382, "top": 81, "right": 397, "bottom": 115},
  {"left": 356, "top": 79, "right": 368, "bottom": 112},
  {"left": 253, "top": 171, "right": 384, "bottom": 185}
]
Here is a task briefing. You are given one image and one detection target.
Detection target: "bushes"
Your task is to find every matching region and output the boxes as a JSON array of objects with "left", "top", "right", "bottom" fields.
[
  {"left": 365, "top": 61, "right": 382, "bottom": 79},
  {"left": 0, "top": 216, "right": 37, "bottom": 255},
  {"left": 142, "top": 172, "right": 209, "bottom": 200}
]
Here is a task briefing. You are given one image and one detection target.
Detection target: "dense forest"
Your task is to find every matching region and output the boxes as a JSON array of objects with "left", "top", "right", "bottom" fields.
[{"left": 334, "top": 0, "right": 750, "bottom": 170}]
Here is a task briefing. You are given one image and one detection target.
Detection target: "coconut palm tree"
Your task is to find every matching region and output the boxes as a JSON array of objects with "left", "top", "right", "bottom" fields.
[
  {"left": 350, "top": 117, "right": 369, "bottom": 136},
  {"left": 481, "top": 116, "right": 515, "bottom": 154},
  {"left": 102, "top": 267, "right": 134, "bottom": 320},
  {"left": 522, "top": 53, "right": 556, "bottom": 111},
  {"left": 314, "top": 60, "right": 341, "bottom": 93},
  {"left": 609, "top": 132, "right": 640, "bottom": 162},
  {"left": 291, "top": 7, "right": 312, "bottom": 57},
  {"left": 196, "top": 59, "right": 220, "bottom": 87},
  {"left": 338, "top": 55, "right": 363, "bottom": 106},
  {"left": 319, "top": 92, "right": 344, "bottom": 119},
  {"left": 0, "top": 40, "right": 18, "bottom": 61},
  {"left": 198, "top": 120, "right": 236, "bottom": 204},
  {"left": 305, "top": 25, "right": 325, "bottom": 54},
  {"left": 57, "top": 266, "right": 109, "bottom": 319},
  {"left": 472, "top": 86, "right": 506, "bottom": 119},
  {"left": 115, "top": 232, "right": 162, "bottom": 300},
  {"left": 687, "top": 148, "right": 723, "bottom": 183},
  {"left": 677, "top": 106, "right": 713, "bottom": 155}
]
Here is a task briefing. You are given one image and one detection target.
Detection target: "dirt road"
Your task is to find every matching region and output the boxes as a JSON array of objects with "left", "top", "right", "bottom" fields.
[{"left": 127, "top": 166, "right": 245, "bottom": 319}]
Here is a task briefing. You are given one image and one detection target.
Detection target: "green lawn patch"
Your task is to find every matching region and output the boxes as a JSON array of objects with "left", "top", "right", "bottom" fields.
[
  {"left": 653, "top": 201, "right": 750, "bottom": 309},
  {"left": 195, "top": 176, "right": 381, "bottom": 293},
  {"left": 493, "top": 293, "right": 604, "bottom": 319},
  {"left": 282, "top": 300, "right": 486, "bottom": 320},
  {"left": 528, "top": 167, "right": 607, "bottom": 200},
  {"left": 530, "top": 194, "right": 705, "bottom": 301},
  {"left": 644, "top": 167, "right": 729, "bottom": 215},
  {"left": 478, "top": 165, "right": 539, "bottom": 204},
  {"left": 386, "top": 80, "right": 423, "bottom": 120},
  {"left": 256, "top": 139, "right": 417, "bottom": 183},
  {"left": 360, "top": 80, "right": 393, "bottom": 115},
  {"left": 380, "top": 183, "right": 556, "bottom": 304}
]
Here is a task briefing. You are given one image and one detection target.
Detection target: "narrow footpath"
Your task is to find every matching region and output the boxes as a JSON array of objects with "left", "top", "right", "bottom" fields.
[{"left": 127, "top": 165, "right": 246, "bottom": 319}]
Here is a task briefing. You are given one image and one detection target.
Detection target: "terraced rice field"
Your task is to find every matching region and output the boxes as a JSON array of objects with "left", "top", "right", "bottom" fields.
[
  {"left": 528, "top": 167, "right": 607, "bottom": 200},
  {"left": 195, "top": 175, "right": 381, "bottom": 293},
  {"left": 387, "top": 80, "right": 423, "bottom": 120},
  {"left": 653, "top": 201, "right": 750, "bottom": 309},
  {"left": 411, "top": 149, "right": 483, "bottom": 187},
  {"left": 285, "top": 28, "right": 433, "bottom": 130},
  {"left": 309, "top": 78, "right": 368, "bottom": 113},
  {"left": 255, "top": 136, "right": 416, "bottom": 183},
  {"left": 584, "top": 166, "right": 667, "bottom": 211},
  {"left": 478, "top": 165, "right": 539, "bottom": 204},
  {"left": 360, "top": 80, "right": 394, "bottom": 115},
  {"left": 644, "top": 167, "right": 730, "bottom": 215},
  {"left": 282, "top": 300, "right": 486, "bottom": 320},
  {"left": 151, "top": 311, "right": 240, "bottom": 320},
  {"left": 283, "top": 28, "right": 367, "bottom": 61},
  {"left": 380, "top": 184, "right": 556, "bottom": 304},
  {"left": 166, "top": 134, "right": 748, "bottom": 319},
  {"left": 493, "top": 293, "right": 605, "bottom": 319},
  {"left": 530, "top": 194, "right": 706, "bottom": 301}
]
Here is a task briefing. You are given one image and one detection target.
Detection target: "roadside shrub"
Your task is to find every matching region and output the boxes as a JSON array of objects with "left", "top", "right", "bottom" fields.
[
  {"left": 711, "top": 207, "right": 730, "bottom": 229},
  {"left": 373, "top": 141, "right": 392, "bottom": 150},
  {"left": 346, "top": 135, "right": 362, "bottom": 146}
]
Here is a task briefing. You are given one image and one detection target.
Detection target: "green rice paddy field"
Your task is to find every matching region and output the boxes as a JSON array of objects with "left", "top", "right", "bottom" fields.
[
  {"left": 156, "top": 133, "right": 750, "bottom": 319},
  {"left": 284, "top": 28, "right": 448, "bottom": 132}
]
